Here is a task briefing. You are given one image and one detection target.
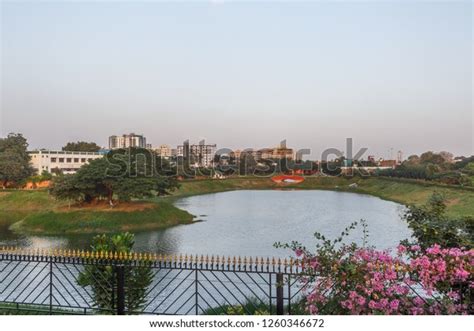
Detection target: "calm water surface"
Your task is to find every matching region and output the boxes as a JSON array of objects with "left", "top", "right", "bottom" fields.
[{"left": 0, "top": 190, "right": 412, "bottom": 257}]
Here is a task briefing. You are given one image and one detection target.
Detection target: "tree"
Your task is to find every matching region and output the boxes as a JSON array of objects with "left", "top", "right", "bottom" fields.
[
  {"left": 439, "top": 151, "right": 454, "bottom": 163},
  {"left": 419, "top": 151, "right": 446, "bottom": 166},
  {"left": 406, "top": 154, "right": 420, "bottom": 165},
  {"left": 49, "top": 174, "right": 82, "bottom": 207},
  {"left": 62, "top": 141, "right": 101, "bottom": 152},
  {"left": 50, "top": 148, "right": 179, "bottom": 205},
  {"left": 77, "top": 233, "right": 153, "bottom": 313},
  {"left": 402, "top": 192, "right": 473, "bottom": 249},
  {"left": 0, "top": 133, "right": 35, "bottom": 188},
  {"left": 238, "top": 153, "right": 257, "bottom": 176},
  {"left": 462, "top": 161, "right": 474, "bottom": 173}
]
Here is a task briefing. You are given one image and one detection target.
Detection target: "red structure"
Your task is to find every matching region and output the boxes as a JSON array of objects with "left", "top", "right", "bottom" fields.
[{"left": 271, "top": 175, "right": 305, "bottom": 184}]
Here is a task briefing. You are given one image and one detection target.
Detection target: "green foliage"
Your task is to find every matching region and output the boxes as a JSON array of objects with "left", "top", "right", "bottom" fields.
[
  {"left": 402, "top": 192, "right": 473, "bottom": 249},
  {"left": 275, "top": 221, "right": 370, "bottom": 314},
  {"left": 275, "top": 220, "right": 367, "bottom": 278},
  {"left": 0, "top": 133, "right": 35, "bottom": 187},
  {"left": 202, "top": 297, "right": 294, "bottom": 315},
  {"left": 207, "top": 299, "right": 270, "bottom": 315},
  {"left": 62, "top": 141, "right": 101, "bottom": 152},
  {"left": 419, "top": 151, "right": 447, "bottom": 166},
  {"left": 202, "top": 297, "right": 307, "bottom": 315},
  {"left": 26, "top": 170, "right": 53, "bottom": 186},
  {"left": 49, "top": 174, "right": 82, "bottom": 203},
  {"left": 464, "top": 162, "right": 474, "bottom": 173},
  {"left": 77, "top": 233, "right": 153, "bottom": 313},
  {"left": 379, "top": 151, "right": 473, "bottom": 186},
  {"left": 50, "top": 148, "right": 179, "bottom": 204}
]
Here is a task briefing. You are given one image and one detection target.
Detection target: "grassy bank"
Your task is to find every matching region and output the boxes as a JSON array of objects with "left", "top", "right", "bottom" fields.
[{"left": 0, "top": 190, "right": 193, "bottom": 235}]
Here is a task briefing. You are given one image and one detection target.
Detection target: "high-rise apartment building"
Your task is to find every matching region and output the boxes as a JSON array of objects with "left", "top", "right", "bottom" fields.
[
  {"left": 177, "top": 140, "right": 216, "bottom": 167},
  {"left": 108, "top": 133, "right": 147, "bottom": 149}
]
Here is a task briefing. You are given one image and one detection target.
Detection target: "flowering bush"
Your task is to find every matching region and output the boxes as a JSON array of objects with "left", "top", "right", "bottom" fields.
[{"left": 277, "top": 221, "right": 473, "bottom": 315}]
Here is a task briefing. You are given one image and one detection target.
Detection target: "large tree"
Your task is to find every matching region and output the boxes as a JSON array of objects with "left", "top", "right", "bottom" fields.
[
  {"left": 419, "top": 151, "right": 446, "bottom": 166},
  {"left": 0, "top": 133, "right": 35, "bottom": 188},
  {"left": 49, "top": 174, "right": 82, "bottom": 206},
  {"left": 50, "top": 148, "right": 179, "bottom": 204},
  {"left": 62, "top": 141, "right": 101, "bottom": 152}
]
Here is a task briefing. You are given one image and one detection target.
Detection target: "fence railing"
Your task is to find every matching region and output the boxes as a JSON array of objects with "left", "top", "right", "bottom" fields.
[{"left": 0, "top": 248, "right": 303, "bottom": 315}]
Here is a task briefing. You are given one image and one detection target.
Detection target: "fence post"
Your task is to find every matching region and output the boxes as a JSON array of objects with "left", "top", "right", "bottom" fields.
[
  {"left": 195, "top": 269, "right": 198, "bottom": 315},
  {"left": 49, "top": 258, "right": 53, "bottom": 315},
  {"left": 276, "top": 273, "right": 284, "bottom": 315},
  {"left": 116, "top": 265, "right": 125, "bottom": 315}
]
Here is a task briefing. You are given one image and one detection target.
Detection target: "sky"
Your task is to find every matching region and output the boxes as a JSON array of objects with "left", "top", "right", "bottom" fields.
[{"left": 0, "top": 1, "right": 472, "bottom": 159}]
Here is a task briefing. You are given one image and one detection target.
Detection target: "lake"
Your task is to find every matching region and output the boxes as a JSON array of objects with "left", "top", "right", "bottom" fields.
[{"left": 0, "top": 190, "right": 412, "bottom": 258}]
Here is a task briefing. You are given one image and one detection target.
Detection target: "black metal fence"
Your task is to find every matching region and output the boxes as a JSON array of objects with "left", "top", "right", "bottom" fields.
[{"left": 0, "top": 248, "right": 302, "bottom": 315}]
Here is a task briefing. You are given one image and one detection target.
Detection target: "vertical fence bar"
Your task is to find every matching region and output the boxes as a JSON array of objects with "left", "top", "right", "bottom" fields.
[
  {"left": 195, "top": 269, "right": 198, "bottom": 315},
  {"left": 276, "top": 273, "right": 284, "bottom": 315},
  {"left": 116, "top": 265, "right": 125, "bottom": 315},
  {"left": 269, "top": 273, "right": 272, "bottom": 314},
  {"left": 49, "top": 258, "right": 53, "bottom": 315},
  {"left": 287, "top": 275, "right": 291, "bottom": 315}
]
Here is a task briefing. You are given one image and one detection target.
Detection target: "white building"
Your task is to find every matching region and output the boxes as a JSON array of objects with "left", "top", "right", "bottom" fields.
[
  {"left": 177, "top": 141, "right": 217, "bottom": 167},
  {"left": 108, "top": 133, "right": 147, "bottom": 149},
  {"left": 29, "top": 150, "right": 105, "bottom": 174}
]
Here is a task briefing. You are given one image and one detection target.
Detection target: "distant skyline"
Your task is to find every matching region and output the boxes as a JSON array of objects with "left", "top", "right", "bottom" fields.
[{"left": 1, "top": 1, "right": 472, "bottom": 158}]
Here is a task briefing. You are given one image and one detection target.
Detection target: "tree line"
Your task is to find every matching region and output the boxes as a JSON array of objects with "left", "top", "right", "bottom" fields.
[{"left": 378, "top": 151, "right": 473, "bottom": 186}]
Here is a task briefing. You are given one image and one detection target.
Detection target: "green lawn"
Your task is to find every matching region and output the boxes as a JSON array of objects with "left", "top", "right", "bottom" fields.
[
  {"left": 12, "top": 201, "right": 193, "bottom": 235},
  {"left": 0, "top": 190, "right": 193, "bottom": 235}
]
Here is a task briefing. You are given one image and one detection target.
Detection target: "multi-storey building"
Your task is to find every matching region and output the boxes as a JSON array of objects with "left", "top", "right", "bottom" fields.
[
  {"left": 29, "top": 150, "right": 105, "bottom": 174},
  {"left": 108, "top": 133, "right": 147, "bottom": 149},
  {"left": 232, "top": 143, "right": 293, "bottom": 161},
  {"left": 177, "top": 141, "right": 217, "bottom": 167},
  {"left": 156, "top": 144, "right": 172, "bottom": 158},
  {"left": 269, "top": 141, "right": 294, "bottom": 160}
]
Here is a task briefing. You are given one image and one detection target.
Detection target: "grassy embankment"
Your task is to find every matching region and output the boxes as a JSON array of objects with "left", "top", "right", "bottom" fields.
[
  {"left": 2, "top": 176, "right": 473, "bottom": 235},
  {"left": 0, "top": 190, "right": 193, "bottom": 235}
]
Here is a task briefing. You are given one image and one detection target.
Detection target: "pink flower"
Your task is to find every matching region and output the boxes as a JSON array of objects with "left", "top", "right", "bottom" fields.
[
  {"left": 411, "top": 245, "right": 421, "bottom": 252},
  {"left": 357, "top": 297, "right": 366, "bottom": 306},
  {"left": 413, "top": 297, "right": 425, "bottom": 307},
  {"left": 379, "top": 298, "right": 389, "bottom": 309},
  {"left": 299, "top": 241, "right": 472, "bottom": 315},
  {"left": 426, "top": 244, "right": 441, "bottom": 255},
  {"left": 397, "top": 245, "right": 407, "bottom": 254},
  {"left": 389, "top": 300, "right": 399, "bottom": 311},
  {"left": 454, "top": 268, "right": 469, "bottom": 280},
  {"left": 368, "top": 300, "right": 377, "bottom": 310},
  {"left": 307, "top": 304, "right": 318, "bottom": 314},
  {"left": 349, "top": 291, "right": 358, "bottom": 299}
]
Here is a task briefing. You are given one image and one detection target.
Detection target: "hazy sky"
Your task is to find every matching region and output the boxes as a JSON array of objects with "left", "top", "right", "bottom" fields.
[{"left": 1, "top": 1, "right": 472, "bottom": 159}]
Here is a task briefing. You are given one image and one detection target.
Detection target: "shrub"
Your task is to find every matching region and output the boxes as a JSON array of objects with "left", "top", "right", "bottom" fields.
[
  {"left": 277, "top": 221, "right": 473, "bottom": 315},
  {"left": 77, "top": 233, "right": 153, "bottom": 313}
]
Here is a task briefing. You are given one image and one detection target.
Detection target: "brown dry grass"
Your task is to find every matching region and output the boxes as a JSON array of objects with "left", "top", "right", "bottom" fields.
[{"left": 60, "top": 201, "right": 156, "bottom": 212}]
